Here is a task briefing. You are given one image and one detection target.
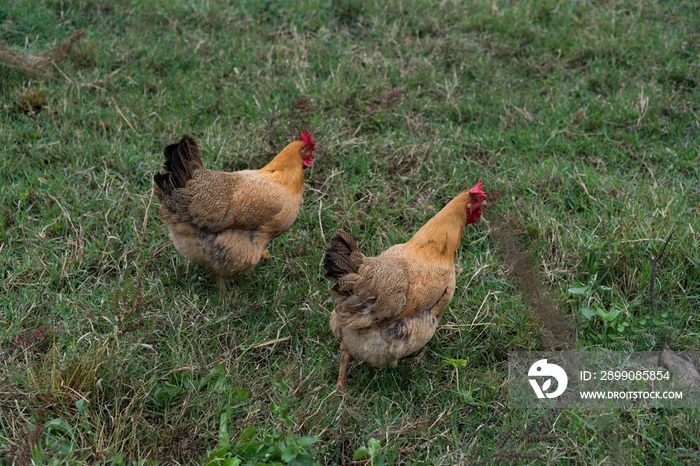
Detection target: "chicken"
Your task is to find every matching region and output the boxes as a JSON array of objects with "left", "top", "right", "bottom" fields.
[
  {"left": 322, "top": 181, "right": 486, "bottom": 389},
  {"left": 153, "top": 131, "right": 315, "bottom": 295}
]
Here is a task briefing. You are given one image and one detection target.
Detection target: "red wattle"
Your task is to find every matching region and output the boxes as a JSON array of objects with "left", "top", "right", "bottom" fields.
[{"left": 466, "top": 207, "right": 482, "bottom": 224}]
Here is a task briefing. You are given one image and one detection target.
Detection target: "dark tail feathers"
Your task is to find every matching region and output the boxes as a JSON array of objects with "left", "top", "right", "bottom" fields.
[
  {"left": 153, "top": 134, "right": 204, "bottom": 196},
  {"left": 323, "top": 230, "right": 364, "bottom": 290}
]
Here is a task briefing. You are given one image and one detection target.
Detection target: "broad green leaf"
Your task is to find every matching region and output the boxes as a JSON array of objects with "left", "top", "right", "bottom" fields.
[
  {"left": 568, "top": 286, "right": 588, "bottom": 295},
  {"left": 239, "top": 440, "right": 266, "bottom": 455},
  {"left": 281, "top": 444, "right": 297, "bottom": 463},
  {"left": 290, "top": 453, "right": 317, "bottom": 466},
  {"left": 352, "top": 446, "right": 369, "bottom": 460},
  {"left": 218, "top": 412, "right": 230, "bottom": 449},
  {"left": 367, "top": 438, "right": 381, "bottom": 456},
  {"left": 606, "top": 308, "right": 622, "bottom": 321},
  {"left": 239, "top": 426, "right": 256, "bottom": 443},
  {"left": 581, "top": 308, "right": 597, "bottom": 320},
  {"left": 75, "top": 396, "right": 89, "bottom": 415},
  {"left": 207, "top": 446, "right": 230, "bottom": 460},
  {"left": 297, "top": 437, "right": 318, "bottom": 447}
]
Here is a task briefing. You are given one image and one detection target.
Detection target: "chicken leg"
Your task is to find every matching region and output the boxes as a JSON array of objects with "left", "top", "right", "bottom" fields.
[
  {"left": 336, "top": 343, "right": 354, "bottom": 390},
  {"left": 214, "top": 272, "right": 236, "bottom": 300}
]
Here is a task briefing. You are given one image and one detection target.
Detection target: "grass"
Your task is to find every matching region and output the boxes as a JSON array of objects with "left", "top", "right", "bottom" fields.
[{"left": 1, "top": 0, "right": 699, "bottom": 464}]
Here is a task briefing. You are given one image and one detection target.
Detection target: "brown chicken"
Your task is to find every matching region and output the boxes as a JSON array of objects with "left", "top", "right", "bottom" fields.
[
  {"left": 322, "top": 181, "right": 486, "bottom": 389},
  {"left": 153, "top": 132, "right": 315, "bottom": 294}
]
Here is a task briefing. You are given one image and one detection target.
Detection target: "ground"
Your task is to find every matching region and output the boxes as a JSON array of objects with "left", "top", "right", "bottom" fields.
[{"left": 1, "top": 0, "right": 699, "bottom": 464}]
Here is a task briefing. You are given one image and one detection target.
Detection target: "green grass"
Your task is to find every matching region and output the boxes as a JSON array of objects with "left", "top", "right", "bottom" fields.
[{"left": 1, "top": 0, "right": 699, "bottom": 464}]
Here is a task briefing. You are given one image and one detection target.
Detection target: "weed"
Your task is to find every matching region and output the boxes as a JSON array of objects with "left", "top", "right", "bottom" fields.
[
  {"left": 110, "top": 268, "right": 162, "bottom": 334},
  {"left": 352, "top": 438, "right": 381, "bottom": 465},
  {"left": 203, "top": 379, "right": 322, "bottom": 466},
  {"left": 442, "top": 357, "right": 477, "bottom": 402}
]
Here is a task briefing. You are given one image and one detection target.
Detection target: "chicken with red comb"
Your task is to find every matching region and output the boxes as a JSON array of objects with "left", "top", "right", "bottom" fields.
[
  {"left": 153, "top": 131, "right": 316, "bottom": 296},
  {"left": 322, "top": 183, "right": 487, "bottom": 388}
]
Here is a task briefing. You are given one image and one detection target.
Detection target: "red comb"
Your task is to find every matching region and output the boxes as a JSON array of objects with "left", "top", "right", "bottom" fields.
[
  {"left": 468, "top": 180, "right": 487, "bottom": 200},
  {"left": 299, "top": 131, "right": 315, "bottom": 152}
]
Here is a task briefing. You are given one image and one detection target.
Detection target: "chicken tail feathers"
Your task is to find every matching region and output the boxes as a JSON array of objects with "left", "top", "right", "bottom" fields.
[
  {"left": 323, "top": 230, "right": 365, "bottom": 291},
  {"left": 153, "top": 134, "right": 203, "bottom": 197}
]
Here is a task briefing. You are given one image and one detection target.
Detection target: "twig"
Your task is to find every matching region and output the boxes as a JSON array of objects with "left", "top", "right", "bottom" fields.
[
  {"left": 112, "top": 99, "right": 137, "bottom": 133},
  {"left": 102, "top": 66, "right": 124, "bottom": 80},
  {"left": 51, "top": 60, "right": 72, "bottom": 83},
  {"left": 318, "top": 198, "right": 325, "bottom": 240},
  {"left": 251, "top": 337, "right": 290, "bottom": 349},
  {"left": 573, "top": 165, "right": 602, "bottom": 204},
  {"left": 650, "top": 230, "right": 674, "bottom": 315},
  {"left": 47, "top": 194, "right": 77, "bottom": 234}
]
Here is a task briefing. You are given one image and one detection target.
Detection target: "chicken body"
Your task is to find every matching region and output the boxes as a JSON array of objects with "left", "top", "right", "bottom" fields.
[
  {"left": 328, "top": 244, "right": 453, "bottom": 367},
  {"left": 154, "top": 133, "right": 314, "bottom": 293},
  {"left": 323, "top": 183, "right": 486, "bottom": 388}
]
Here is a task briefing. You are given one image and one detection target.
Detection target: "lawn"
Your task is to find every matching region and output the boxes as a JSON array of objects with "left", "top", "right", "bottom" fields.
[{"left": 1, "top": 0, "right": 699, "bottom": 464}]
